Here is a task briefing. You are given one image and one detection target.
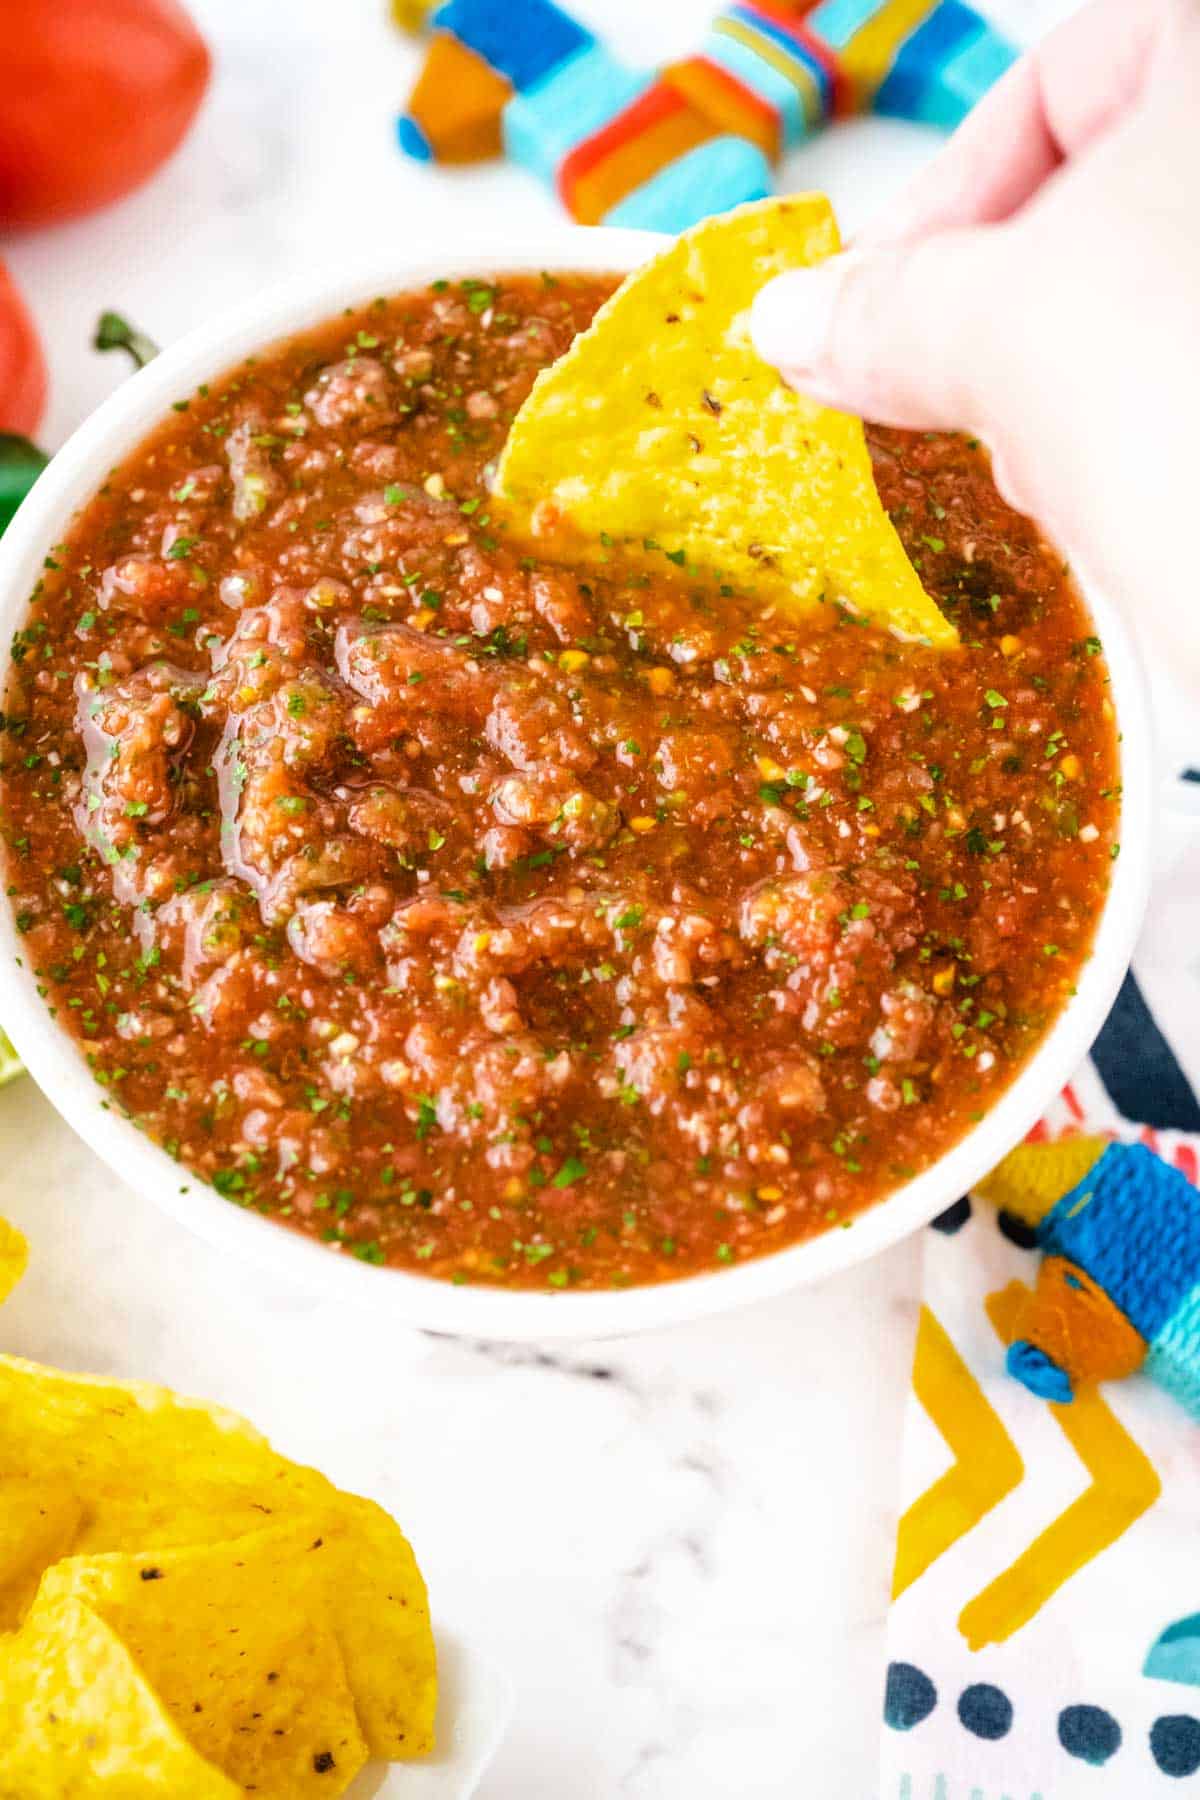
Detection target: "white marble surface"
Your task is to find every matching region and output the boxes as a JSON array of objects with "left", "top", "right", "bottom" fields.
[{"left": 0, "top": 2, "right": 1075, "bottom": 1794}]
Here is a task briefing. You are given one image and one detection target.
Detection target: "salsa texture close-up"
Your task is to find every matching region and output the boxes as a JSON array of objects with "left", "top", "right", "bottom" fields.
[{"left": 0, "top": 272, "right": 1120, "bottom": 1290}]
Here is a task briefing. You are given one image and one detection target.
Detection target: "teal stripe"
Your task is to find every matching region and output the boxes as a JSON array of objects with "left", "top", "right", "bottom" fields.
[
  {"left": 702, "top": 28, "right": 806, "bottom": 141},
  {"left": 503, "top": 46, "right": 646, "bottom": 184},
  {"left": 933, "top": 28, "right": 1018, "bottom": 118},
  {"left": 601, "top": 136, "right": 772, "bottom": 233}
]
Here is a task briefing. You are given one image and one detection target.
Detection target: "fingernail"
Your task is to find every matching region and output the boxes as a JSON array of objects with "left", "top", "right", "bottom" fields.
[{"left": 750, "top": 262, "right": 845, "bottom": 373}]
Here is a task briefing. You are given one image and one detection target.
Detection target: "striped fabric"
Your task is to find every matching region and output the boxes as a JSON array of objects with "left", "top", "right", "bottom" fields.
[{"left": 882, "top": 905, "right": 1200, "bottom": 1799}]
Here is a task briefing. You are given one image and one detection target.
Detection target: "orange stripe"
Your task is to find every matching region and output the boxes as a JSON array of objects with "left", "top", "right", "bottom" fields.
[
  {"left": 560, "top": 87, "right": 717, "bottom": 225},
  {"left": 559, "top": 84, "right": 684, "bottom": 207},
  {"left": 571, "top": 111, "right": 716, "bottom": 225},
  {"left": 1062, "top": 1082, "right": 1084, "bottom": 1123},
  {"left": 663, "top": 56, "right": 781, "bottom": 157}
]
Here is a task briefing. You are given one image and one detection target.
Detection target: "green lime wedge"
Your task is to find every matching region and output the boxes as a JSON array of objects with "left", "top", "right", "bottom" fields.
[{"left": 0, "top": 1029, "right": 24, "bottom": 1087}]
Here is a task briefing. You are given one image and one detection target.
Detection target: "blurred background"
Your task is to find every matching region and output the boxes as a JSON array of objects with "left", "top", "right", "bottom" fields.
[{"left": 10, "top": 0, "right": 1079, "bottom": 446}]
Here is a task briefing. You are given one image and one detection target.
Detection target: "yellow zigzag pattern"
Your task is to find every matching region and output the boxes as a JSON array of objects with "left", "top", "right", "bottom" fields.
[
  {"left": 959, "top": 1282, "right": 1162, "bottom": 1648},
  {"left": 892, "top": 1307, "right": 1024, "bottom": 1600},
  {"left": 892, "top": 1291, "right": 1161, "bottom": 1645}
]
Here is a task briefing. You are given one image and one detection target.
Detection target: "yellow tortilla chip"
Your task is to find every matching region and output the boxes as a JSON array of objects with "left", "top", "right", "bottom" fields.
[
  {"left": 0, "top": 1475, "right": 83, "bottom": 1629},
  {"left": 312, "top": 1491, "right": 439, "bottom": 1759},
  {"left": 494, "top": 195, "right": 955, "bottom": 648},
  {"left": 0, "top": 1355, "right": 275, "bottom": 1484},
  {"left": 0, "top": 1355, "right": 437, "bottom": 1760},
  {"left": 0, "top": 1594, "right": 241, "bottom": 1799},
  {"left": 0, "top": 1217, "right": 26, "bottom": 1304},
  {"left": 38, "top": 1530, "right": 369, "bottom": 1798}
]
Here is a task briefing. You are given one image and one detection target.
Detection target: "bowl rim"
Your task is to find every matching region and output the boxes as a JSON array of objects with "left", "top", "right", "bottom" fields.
[{"left": 0, "top": 224, "right": 1152, "bottom": 1340}]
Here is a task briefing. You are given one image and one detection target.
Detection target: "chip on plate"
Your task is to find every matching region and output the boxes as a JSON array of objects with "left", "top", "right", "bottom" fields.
[
  {"left": 0, "top": 1355, "right": 438, "bottom": 1792},
  {"left": 494, "top": 195, "right": 956, "bottom": 648},
  {"left": 38, "top": 1530, "right": 369, "bottom": 1798},
  {"left": 0, "top": 1475, "right": 83, "bottom": 1630},
  {"left": 0, "top": 1593, "right": 241, "bottom": 1798}
]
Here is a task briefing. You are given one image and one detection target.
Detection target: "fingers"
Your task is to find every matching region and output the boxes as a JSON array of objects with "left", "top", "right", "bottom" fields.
[
  {"left": 750, "top": 229, "right": 1005, "bottom": 431},
  {"left": 866, "top": 61, "right": 1059, "bottom": 247},
  {"left": 864, "top": 0, "right": 1167, "bottom": 247},
  {"left": 750, "top": 0, "right": 1174, "bottom": 432}
]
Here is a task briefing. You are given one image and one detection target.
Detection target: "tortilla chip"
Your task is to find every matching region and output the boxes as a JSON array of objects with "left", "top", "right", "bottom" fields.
[
  {"left": 0, "top": 1355, "right": 437, "bottom": 1759},
  {"left": 0, "top": 1218, "right": 27, "bottom": 1304},
  {"left": 311, "top": 1491, "right": 439, "bottom": 1759},
  {"left": 0, "top": 1475, "right": 83, "bottom": 1629},
  {"left": 38, "top": 1530, "right": 368, "bottom": 1798},
  {"left": 0, "top": 1355, "right": 274, "bottom": 1481},
  {"left": 494, "top": 195, "right": 956, "bottom": 648},
  {"left": 0, "top": 1594, "right": 241, "bottom": 1798}
]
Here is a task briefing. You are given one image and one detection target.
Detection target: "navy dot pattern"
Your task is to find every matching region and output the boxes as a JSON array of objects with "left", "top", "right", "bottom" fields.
[
  {"left": 883, "top": 1664, "right": 1200, "bottom": 1780},
  {"left": 957, "top": 1683, "right": 1013, "bottom": 1741},
  {"left": 1150, "top": 1715, "right": 1200, "bottom": 1779},
  {"left": 1059, "top": 1704, "right": 1122, "bottom": 1766},
  {"left": 884, "top": 1662, "right": 937, "bottom": 1732}
]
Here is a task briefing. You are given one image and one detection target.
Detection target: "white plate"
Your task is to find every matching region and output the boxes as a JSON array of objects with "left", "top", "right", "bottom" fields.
[{"left": 348, "top": 1630, "right": 513, "bottom": 1800}]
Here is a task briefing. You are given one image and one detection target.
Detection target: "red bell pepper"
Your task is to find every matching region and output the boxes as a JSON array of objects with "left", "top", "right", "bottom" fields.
[{"left": 0, "top": 263, "right": 47, "bottom": 438}]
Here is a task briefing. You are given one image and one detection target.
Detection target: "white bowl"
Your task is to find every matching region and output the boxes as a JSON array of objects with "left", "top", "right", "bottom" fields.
[{"left": 0, "top": 227, "right": 1152, "bottom": 1340}]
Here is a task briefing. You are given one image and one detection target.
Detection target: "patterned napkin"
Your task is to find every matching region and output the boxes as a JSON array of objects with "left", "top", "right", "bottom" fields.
[{"left": 880, "top": 802, "right": 1200, "bottom": 1798}]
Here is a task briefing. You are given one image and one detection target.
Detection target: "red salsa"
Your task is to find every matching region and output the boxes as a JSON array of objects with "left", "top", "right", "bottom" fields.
[{"left": 0, "top": 274, "right": 1120, "bottom": 1289}]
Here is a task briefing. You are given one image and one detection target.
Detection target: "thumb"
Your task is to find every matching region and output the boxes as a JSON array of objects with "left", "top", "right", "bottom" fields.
[{"left": 750, "top": 232, "right": 1004, "bottom": 431}]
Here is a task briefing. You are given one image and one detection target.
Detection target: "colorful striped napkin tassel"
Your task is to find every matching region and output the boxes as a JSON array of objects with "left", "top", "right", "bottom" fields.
[
  {"left": 395, "top": 0, "right": 1017, "bottom": 232},
  {"left": 977, "top": 1139, "right": 1200, "bottom": 1419}
]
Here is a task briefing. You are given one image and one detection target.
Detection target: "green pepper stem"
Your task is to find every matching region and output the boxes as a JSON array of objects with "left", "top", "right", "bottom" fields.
[{"left": 93, "top": 312, "right": 161, "bottom": 370}]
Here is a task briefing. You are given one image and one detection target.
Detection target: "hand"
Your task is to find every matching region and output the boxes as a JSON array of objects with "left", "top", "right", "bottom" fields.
[{"left": 751, "top": 0, "right": 1200, "bottom": 687}]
